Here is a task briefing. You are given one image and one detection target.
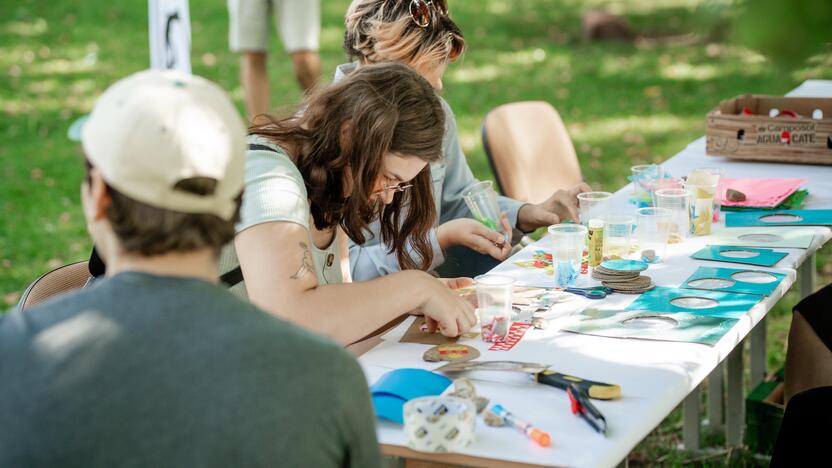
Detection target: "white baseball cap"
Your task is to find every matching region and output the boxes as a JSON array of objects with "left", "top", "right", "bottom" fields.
[{"left": 74, "top": 69, "right": 246, "bottom": 221}]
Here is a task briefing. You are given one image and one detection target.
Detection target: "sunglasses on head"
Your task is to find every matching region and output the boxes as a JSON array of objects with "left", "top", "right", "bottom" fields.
[{"left": 408, "top": 0, "right": 448, "bottom": 28}]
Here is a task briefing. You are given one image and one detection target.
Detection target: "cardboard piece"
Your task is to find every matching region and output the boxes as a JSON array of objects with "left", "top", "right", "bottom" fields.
[
  {"left": 691, "top": 245, "right": 787, "bottom": 267},
  {"left": 709, "top": 227, "right": 815, "bottom": 249},
  {"left": 399, "top": 317, "right": 459, "bottom": 345},
  {"left": 626, "top": 286, "right": 761, "bottom": 319},
  {"left": 682, "top": 266, "right": 786, "bottom": 296},
  {"left": 725, "top": 210, "right": 832, "bottom": 227}
]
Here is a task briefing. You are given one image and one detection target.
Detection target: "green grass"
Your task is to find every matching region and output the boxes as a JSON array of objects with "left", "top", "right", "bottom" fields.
[{"left": 1, "top": 0, "right": 830, "bottom": 464}]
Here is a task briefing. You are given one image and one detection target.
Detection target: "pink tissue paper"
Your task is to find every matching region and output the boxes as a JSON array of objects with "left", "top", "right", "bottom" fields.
[{"left": 718, "top": 178, "right": 806, "bottom": 208}]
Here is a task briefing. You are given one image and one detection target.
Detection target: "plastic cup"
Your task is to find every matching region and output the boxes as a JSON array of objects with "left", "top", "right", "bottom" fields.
[
  {"left": 577, "top": 191, "right": 613, "bottom": 226},
  {"left": 636, "top": 207, "right": 672, "bottom": 262},
  {"left": 631, "top": 164, "right": 652, "bottom": 195},
  {"left": 631, "top": 164, "right": 662, "bottom": 206},
  {"left": 475, "top": 274, "right": 514, "bottom": 343},
  {"left": 686, "top": 168, "right": 722, "bottom": 236},
  {"left": 603, "top": 214, "right": 635, "bottom": 259},
  {"left": 654, "top": 188, "right": 692, "bottom": 243},
  {"left": 463, "top": 181, "right": 504, "bottom": 235},
  {"left": 548, "top": 224, "right": 588, "bottom": 288}
]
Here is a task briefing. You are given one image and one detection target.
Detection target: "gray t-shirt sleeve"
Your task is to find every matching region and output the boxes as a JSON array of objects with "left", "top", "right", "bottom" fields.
[{"left": 333, "top": 356, "right": 383, "bottom": 468}]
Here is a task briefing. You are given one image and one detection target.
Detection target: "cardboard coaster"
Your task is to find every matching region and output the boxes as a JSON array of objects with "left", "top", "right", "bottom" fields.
[
  {"left": 594, "top": 265, "right": 641, "bottom": 275},
  {"left": 605, "top": 281, "right": 655, "bottom": 294},
  {"left": 602, "top": 276, "right": 655, "bottom": 294},
  {"left": 423, "top": 344, "right": 480, "bottom": 363},
  {"left": 599, "top": 259, "right": 649, "bottom": 272},
  {"left": 591, "top": 269, "right": 640, "bottom": 281},
  {"left": 593, "top": 268, "right": 640, "bottom": 278},
  {"left": 603, "top": 275, "right": 652, "bottom": 287}
]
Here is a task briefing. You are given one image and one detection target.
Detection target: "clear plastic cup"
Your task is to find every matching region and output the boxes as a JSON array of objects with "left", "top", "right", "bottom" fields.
[
  {"left": 548, "top": 224, "right": 588, "bottom": 288},
  {"left": 463, "top": 181, "right": 505, "bottom": 237},
  {"left": 686, "top": 169, "right": 721, "bottom": 236},
  {"left": 636, "top": 207, "right": 672, "bottom": 262},
  {"left": 603, "top": 214, "right": 635, "bottom": 259},
  {"left": 654, "top": 188, "right": 692, "bottom": 244},
  {"left": 631, "top": 164, "right": 653, "bottom": 195},
  {"left": 631, "top": 164, "right": 662, "bottom": 206},
  {"left": 577, "top": 191, "right": 613, "bottom": 226},
  {"left": 475, "top": 274, "right": 515, "bottom": 343}
]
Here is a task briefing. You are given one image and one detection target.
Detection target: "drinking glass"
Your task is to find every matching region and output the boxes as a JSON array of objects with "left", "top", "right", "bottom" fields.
[
  {"left": 686, "top": 168, "right": 722, "bottom": 235},
  {"left": 475, "top": 274, "right": 514, "bottom": 343},
  {"left": 548, "top": 224, "right": 588, "bottom": 288},
  {"left": 603, "top": 214, "right": 635, "bottom": 259},
  {"left": 636, "top": 207, "right": 672, "bottom": 262},
  {"left": 654, "top": 188, "right": 692, "bottom": 243},
  {"left": 463, "top": 181, "right": 505, "bottom": 239},
  {"left": 577, "top": 191, "right": 613, "bottom": 226}
]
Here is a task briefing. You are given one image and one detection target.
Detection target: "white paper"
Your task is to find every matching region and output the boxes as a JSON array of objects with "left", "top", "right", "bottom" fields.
[{"left": 148, "top": 0, "right": 192, "bottom": 73}]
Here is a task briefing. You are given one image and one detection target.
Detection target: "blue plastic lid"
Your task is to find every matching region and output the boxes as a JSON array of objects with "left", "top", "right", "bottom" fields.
[{"left": 370, "top": 368, "right": 452, "bottom": 424}]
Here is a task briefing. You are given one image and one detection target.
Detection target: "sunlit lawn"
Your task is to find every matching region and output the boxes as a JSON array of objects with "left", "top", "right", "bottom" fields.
[{"left": 1, "top": 0, "right": 830, "bottom": 464}]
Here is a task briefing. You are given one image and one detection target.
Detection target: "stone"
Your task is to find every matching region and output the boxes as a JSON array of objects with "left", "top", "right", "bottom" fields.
[
  {"left": 451, "top": 378, "right": 477, "bottom": 399},
  {"left": 473, "top": 396, "right": 489, "bottom": 414},
  {"left": 726, "top": 188, "right": 746, "bottom": 202},
  {"left": 532, "top": 317, "right": 549, "bottom": 330},
  {"left": 483, "top": 410, "right": 505, "bottom": 427},
  {"left": 641, "top": 249, "right": 656, "bottom": 262}
]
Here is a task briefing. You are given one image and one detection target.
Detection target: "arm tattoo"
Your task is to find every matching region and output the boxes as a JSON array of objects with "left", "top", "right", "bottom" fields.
[{"left": 290, "top": 242, "right": 314, "bottom": 280}]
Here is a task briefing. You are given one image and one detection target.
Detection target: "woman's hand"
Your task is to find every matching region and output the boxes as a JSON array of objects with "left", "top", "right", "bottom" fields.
[
  {"left": 419, "top": 275, "right": 478, "bottom": 337},
  {"left": 436, "top": 214, "right": 513, "bottom": 261}
]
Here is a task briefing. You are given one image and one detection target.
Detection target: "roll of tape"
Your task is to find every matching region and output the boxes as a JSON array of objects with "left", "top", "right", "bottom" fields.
[{"left": 403, "top": 396, "right": 476, "bottom": 453}]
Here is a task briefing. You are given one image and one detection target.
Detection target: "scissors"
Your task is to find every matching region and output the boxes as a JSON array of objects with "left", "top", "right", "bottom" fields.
[{"left": 564, "top": 286, "right": 610, "bottom": 300}]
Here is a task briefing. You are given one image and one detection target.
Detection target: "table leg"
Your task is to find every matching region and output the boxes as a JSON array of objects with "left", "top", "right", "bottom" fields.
[
  {"left": 707, "top": 362, "right": 724, "bottom": 432},
  {"left": 682, "top": 386, "right": 700, "bottom": 451},
  {"left": 726, "top": 343, "right": 745, "bottom": 446},
  {"left": 799, "top": 252, "right": 817, "bottom": 299},
  {"left": 750, "top": 316, "right": 767, "bottom": 388}
]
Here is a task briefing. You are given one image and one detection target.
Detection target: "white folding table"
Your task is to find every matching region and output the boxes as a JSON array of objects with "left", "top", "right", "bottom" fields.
[{"left": 357, "top": 79, "right": 832, "bottom": 467}]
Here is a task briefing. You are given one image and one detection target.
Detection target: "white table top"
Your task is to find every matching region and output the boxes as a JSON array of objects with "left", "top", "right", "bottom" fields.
[{"left": 360, "top": 80, "right": 832, "bottom": 468}]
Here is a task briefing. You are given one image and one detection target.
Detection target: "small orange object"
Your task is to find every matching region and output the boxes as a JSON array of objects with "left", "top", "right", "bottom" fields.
[{"left": 530, "top": 428, "right": 552, "bottom": 447}]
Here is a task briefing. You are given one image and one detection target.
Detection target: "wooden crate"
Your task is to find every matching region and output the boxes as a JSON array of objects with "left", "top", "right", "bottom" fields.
[{"left": 706, "top": 95, "right": 832, "bottom": 165}]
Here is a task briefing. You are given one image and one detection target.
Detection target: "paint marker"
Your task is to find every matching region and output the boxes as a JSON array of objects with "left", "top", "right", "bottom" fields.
[{"left": 489, "top": 404, "right": 551, "bottom": 447}]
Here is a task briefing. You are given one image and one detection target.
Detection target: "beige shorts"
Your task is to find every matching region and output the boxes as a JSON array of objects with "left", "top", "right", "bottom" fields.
[{"left": 228, "top": 0, "right": 320, "bottom": 53}]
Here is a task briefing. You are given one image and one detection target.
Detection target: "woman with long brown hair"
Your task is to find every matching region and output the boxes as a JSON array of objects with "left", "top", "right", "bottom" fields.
[
  {"left": 220, "top": 62, "right": 476, "bottom": 345},
  {"left": 343, "top": 0, "right": 592, "bottom": 280}
]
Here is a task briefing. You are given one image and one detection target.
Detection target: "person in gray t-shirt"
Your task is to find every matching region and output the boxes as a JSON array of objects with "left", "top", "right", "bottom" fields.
[{"left": 0, "top": 70, "right": 381, "bottom": 468}]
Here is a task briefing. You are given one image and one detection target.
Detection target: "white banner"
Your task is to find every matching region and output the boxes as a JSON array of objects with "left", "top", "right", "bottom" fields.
[{"left": 148, "top": 0, "right": 192, "bottom": 73}]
